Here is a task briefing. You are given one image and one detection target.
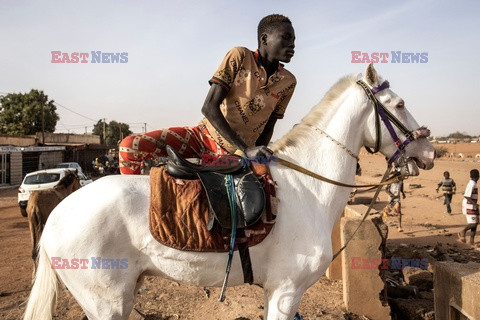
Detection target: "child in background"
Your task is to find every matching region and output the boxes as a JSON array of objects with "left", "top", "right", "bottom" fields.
[{"left": 436, "top": 171, "right": 456, "bottom": 214}]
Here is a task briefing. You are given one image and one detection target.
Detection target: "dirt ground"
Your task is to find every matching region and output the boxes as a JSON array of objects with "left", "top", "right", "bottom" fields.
[{"left": 1, "top": 143, "right": 480, "bottom": 320}]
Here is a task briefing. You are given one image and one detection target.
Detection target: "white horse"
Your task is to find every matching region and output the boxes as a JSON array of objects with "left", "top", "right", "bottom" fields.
[{"left": 24, "top": 64, "right": 435, "bottom": 320}]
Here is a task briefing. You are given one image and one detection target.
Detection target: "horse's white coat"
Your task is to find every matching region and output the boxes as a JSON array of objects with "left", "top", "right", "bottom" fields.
[{"left": 24, "top": 64, "right": 435, "bottom": 320}]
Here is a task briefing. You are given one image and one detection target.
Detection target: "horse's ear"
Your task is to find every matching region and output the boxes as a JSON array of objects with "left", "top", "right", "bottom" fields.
[{"left": 364, "top": 63, "right": 379, "bottom": 87}]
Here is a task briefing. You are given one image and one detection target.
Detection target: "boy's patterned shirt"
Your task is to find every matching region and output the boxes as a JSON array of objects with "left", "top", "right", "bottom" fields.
[{"left": 201, "top": 47, "right": 296, "bottom": 153}]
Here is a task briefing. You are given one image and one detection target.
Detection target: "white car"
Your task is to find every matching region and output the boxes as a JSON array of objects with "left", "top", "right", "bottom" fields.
[
  {"left": 18, "top": 168, "right": 93, "bottom": 217},
  {"left": 54, "top": 162, "right": 83, "bottom": 172}
]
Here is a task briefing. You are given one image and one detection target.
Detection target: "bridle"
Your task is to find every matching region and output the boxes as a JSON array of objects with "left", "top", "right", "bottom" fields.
[
  {"left": 356, "top": 79, "right": 416, "bottom": 169},
  {"left": 274, "top": 78, "right": 422, "bottom": 261}
]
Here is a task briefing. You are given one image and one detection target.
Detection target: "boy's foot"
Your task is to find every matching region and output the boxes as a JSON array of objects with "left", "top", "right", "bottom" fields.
[
  {"left": 457, "top": 232, "right": 466, "bottom": 243},
  {"left": 398, "top": 227, "right": 404, "bottom": 232}
]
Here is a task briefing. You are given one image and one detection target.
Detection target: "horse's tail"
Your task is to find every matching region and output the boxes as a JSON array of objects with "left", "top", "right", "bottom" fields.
[{"left": 23, "top": 244, "right": 58, "bottom": 320}]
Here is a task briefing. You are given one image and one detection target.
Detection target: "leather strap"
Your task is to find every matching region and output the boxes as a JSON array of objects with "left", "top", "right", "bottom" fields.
[{"left": 276, "top": 157, "right": 402, "bottom": 189}]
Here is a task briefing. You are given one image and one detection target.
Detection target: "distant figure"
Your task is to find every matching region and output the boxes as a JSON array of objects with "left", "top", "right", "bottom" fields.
[
  {"left": 383, "top": 178, "right": 406, "bottom": 232},
  {"left": 458, "top": 169, "right": 479, "bottom": 247},
  {"left": 436, "top": 171, "right": 456, "bottom": 214}
]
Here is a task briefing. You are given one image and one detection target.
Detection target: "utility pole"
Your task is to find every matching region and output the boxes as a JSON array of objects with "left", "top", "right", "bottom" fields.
[
  {"left": 144, "top": 123, "right": 147, "bottom": 133},
  {"left": 103, "top": 118, "right": 106, "bottom": 144},
  {"left": 41, "top": 104, "right": 45, "bottom": 144}
]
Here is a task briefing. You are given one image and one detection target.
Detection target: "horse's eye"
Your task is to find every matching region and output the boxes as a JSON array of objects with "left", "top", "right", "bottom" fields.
[{"left": 396, "top": 101, "right": 405, "bottom": 109}]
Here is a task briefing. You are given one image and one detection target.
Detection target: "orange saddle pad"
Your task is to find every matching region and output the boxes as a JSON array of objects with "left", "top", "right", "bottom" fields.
[{"left": 149, "top": 166, "right": 276, "bottom": 252}]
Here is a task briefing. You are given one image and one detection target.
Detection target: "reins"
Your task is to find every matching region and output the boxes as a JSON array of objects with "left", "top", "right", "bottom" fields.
[{"left": 276, "top": 157, "right": 402, "bottom": 189}]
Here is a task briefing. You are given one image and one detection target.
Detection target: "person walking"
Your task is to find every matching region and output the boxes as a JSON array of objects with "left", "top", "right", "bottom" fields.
[
  {"left": 458, "top": 169, "right": 479, "bottom": 247},
  {"left": 436, "top": 171, "right": 456, "bottom": 214},
  {"left": 383, "top": 178, "right": 406, "bottom": 232}
]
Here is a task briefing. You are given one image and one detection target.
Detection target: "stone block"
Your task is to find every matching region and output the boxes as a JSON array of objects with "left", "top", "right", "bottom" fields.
[
  {"left": 341, "top": 214, "right": 391, "bottom": 320},
  {"left": 434, "top": 261, "right": 480, "bottom": 320},
  {"left": 326, "top": 213, "right": 343, "bottom": 280}
]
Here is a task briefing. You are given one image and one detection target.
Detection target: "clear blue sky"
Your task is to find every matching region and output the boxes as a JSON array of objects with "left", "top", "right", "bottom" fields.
[{"left": 1, "top": 0, "right": 479, "bottom": 138}]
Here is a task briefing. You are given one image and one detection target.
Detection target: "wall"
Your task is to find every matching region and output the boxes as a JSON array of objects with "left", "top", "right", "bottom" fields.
[
  {"left": 10, "top": 152, "right": 22, "bottom": 185},
  {"left": 0, "top": 134, "right": 36, "bottom": 147}
]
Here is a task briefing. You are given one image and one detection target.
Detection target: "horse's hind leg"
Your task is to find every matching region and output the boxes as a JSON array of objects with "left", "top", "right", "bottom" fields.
[{"left": 62, "top": 271, "right": 140, "bottom": 320}]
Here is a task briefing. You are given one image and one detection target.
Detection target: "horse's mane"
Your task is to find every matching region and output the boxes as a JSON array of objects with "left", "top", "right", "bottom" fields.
[
  {"left": 273, "top": 75, "right": 357, "bottom": 152},
  {"left": 54, "top": 171, "right": 78, "bottom": 189}
]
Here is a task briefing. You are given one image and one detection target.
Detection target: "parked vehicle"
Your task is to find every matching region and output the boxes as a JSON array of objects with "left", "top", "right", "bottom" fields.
[
  {"left": 54, "top": 162, "right": 83, "bottom": 172},
  {"left": 18, "top": 168, "right": 92, "bottom": 217}
]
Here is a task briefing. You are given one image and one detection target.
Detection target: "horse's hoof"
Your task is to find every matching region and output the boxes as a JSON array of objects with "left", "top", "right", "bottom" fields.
[{"left": 294, "top": 312, "right": 304, "bottom": 320}]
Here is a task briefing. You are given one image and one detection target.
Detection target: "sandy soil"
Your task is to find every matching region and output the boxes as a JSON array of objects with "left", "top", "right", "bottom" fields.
[{"left": 1, "top": 143, "right": 480, "bottom": 320}]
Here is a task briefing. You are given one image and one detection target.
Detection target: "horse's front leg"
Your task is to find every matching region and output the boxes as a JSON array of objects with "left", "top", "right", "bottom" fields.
[{"left": 263, "top": 284, "right": 305, "bottom": 320}]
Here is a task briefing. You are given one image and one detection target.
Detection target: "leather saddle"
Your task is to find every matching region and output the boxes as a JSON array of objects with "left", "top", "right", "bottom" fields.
[{"left": 166, "top": 146, "right": 265, "bottom": 229}]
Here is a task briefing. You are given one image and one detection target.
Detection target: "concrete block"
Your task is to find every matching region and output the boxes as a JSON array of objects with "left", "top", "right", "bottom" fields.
[
  {"left": 434, "top": 261, "right": 480, "bottom": 320},
  {"left": 344, "top": 204, "right": 365, "bottom": 218},
  {"left": 341, "top": 214, "right": 390, "bottom": 320},
  {"left": 326, "top": 217, "right": 343, "bottom": 280}
]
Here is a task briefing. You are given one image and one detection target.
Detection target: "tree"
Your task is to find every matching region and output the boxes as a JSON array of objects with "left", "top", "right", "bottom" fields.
[
  {"left": 0, "top": 90, "right": 59, "bottom": 135},
  {"left": 92, "top": 119, "right": 132, "bottom": 145},
  {"left": 448, "top": 131, "right": 471, "bottom": 139}
]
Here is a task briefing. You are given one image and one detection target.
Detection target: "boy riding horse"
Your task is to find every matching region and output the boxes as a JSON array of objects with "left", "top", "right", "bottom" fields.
[{"left": 119, "top": 14, "right": 297, "bottom": 174}]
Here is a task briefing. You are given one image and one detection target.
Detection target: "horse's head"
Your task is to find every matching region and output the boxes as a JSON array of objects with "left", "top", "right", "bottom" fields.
[
  {"left": 360, "top": 63, "right": 435, "bottom": 176},
  {"left": 54, "top": 169, "right": 82, "bottom": 192}
]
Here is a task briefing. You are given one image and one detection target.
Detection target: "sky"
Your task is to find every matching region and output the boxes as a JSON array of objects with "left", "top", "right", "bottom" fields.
[{"left": 1, "top": 0, "right": 479, "bottom": 139}]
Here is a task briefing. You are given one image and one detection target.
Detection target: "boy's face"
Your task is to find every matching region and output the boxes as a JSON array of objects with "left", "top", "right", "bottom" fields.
[
  {"left": 444, "top": 172, "right": 449, "bottom": 178},
  {"left": 262, "top": 23, "right": 296, "bottom": 63}
]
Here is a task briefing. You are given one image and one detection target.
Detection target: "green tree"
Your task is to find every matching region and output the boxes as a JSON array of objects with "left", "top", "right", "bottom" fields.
[
  {"left": 93, "top": 119, "right": 132, "bottom": 145},
  {"left": 0, "top": 90, "right": 59, "bottom": 135},
  {"left": 448, "top": 131, "right": 471, "bottom": 139}
]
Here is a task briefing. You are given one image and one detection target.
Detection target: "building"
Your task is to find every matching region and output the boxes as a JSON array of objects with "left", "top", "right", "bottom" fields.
[{"left": 0, "top": 133, "right": 111, "bottom": 186}]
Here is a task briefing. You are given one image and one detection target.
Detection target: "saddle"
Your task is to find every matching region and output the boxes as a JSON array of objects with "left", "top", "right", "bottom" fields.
[
  {"left": 166, "top": 146, "right": 266, "bottom": 229},
  {"left": 161, "top": 146, "right": 269, "bottom": 288}
]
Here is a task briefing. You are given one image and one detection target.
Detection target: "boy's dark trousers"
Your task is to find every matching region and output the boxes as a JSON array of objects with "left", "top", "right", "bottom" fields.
[{"left": 444, "top": 193, "right": 453, "bottom": 213}]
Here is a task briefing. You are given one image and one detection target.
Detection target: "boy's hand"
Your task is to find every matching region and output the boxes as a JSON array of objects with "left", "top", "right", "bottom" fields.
[
  {"left": 435, "top": 188, "right": 439, "bottom": 193},
  {"left": 245, "top": 145, "right": 274, "bottom": 160}
]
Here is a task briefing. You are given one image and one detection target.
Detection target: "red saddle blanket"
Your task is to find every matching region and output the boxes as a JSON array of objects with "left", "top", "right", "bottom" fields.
[{"left": 149, "top": 167, "right": 277, "bottom": 252}]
